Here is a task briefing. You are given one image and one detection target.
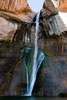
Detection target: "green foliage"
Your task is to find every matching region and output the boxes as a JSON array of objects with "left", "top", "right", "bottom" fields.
[
  {"left": 20, "top": 48, "right": 34, "bottom": 81},
  {"left": 27, "top": 48, "right": 34, "bottom": 80}
]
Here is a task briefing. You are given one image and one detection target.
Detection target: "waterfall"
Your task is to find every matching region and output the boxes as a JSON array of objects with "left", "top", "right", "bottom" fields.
[
  {"left": 25, "top": 11, "right": 41, "bottom": 96},
  {"left": 29, "top": 11, "right": 40, "bottom": 96}
]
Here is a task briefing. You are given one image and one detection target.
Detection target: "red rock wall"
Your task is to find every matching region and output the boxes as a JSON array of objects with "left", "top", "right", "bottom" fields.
[
  {"left": 0, "top": 0, "right": 28, "bottom": 12},
  {"left": 58, "top": 0, "right": 67, "bottom": 11}
]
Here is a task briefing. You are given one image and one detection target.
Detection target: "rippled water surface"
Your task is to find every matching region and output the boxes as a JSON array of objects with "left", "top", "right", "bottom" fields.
[{"left": 0, "top": 97, "right": 67, "bottom": 100}]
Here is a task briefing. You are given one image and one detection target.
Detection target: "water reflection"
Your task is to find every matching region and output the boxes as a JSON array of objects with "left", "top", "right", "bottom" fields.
[{"left": 0, "top": 97, "right": 67, "bottom": 100}]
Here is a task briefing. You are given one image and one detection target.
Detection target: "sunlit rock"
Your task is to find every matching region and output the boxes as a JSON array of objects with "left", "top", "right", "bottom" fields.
[
  {"left": 58, "top": 0, "right": 67, "bottom": 12},
  {"left": 51, "top": 0, "right": 67, "bottom": 12},
  {"left": 42, "top": 0, "right": 67, "bottom": 35},
  {"left": 0, "top": 0, "right": 35, "bottom": 22},
  {"left": 0, "top": 0, "right": 35, "bottom": 41},
  {"left": 0, "top": 17, "right": 18, "bottom": 41},
  {"left": 0, "top": 0, "right": 28, "bottom": 12}
]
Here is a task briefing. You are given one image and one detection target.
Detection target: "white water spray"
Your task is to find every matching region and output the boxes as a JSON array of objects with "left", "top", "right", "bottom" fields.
[
  {"left": 26, "top": 11, "right": 40, "bottom": 96},
  {"left": 29, "top": 11, "right": 40, "bottom": 95}
]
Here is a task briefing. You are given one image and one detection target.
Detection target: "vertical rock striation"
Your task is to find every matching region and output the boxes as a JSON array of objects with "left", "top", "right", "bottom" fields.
[
  {"left": 41, "top": 0, "right": 67, "bottom": 35},
  {"left": 0, "top": 0, "right": 28, "bottom": 12},
  {"left": 0, "top": 0, "right": 35, "bottom": 41}
]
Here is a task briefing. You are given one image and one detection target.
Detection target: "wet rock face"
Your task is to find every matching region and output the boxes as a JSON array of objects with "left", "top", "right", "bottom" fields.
[
  {"left": 12, "top": 23, "right": 31, "bottom": 43},
  {"left": 33, "top": 36, "right": 67, "bottom": 97},
  {"left": 0, "top": 0, "right": 67, "bottom": 96},
  {"left": 0, "top": 0, "right": 28, "bottom": 12},
  {"left": 0, "top": 42, "right": 27, "bottom": 96},
  {"left": 0, "top": 36, "right": 67, "bottom": 96},
  {"left": 13, "top": 22, "right": 45, "bottom": 48}
]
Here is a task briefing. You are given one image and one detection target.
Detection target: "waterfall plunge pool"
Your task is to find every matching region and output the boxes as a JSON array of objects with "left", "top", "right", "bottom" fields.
[{"left": 0, "top": 97, "right": 67, "bottom": 100}]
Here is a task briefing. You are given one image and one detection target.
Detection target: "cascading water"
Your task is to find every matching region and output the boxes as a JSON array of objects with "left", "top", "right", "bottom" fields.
[
  {"left": 26, "top": 11, "right": 40, "bottom": 96},
  {"left": 28, "top": 11, "right": 40, "bottom": 96},
  {"left": 29, "top": 11, "right": 40, "bottom": 95},
  {"left": 24, "top": 11, "right": 45, "bottom": 96}
]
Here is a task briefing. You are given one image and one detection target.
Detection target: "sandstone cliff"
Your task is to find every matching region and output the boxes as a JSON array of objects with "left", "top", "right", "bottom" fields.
[
  {"left": 58, "top": 2, "right": 67, "bottom": 12},
  {"left": 42, "top": 0, "right": 58, "bottom": 19},
  {"left": 0, "top": 0, "right": 28, "bottom": 12},
  {"left": 0, "top": 0, "right": 35, "bottom": 41},
  {"left": 0, "top": 0, "right": 67, "bottom": 96},
  {"left": 0, "top": 0, "right": 35, "bottom": 22},
  {"left": 0, "top": 0, "right": 67, "bottom": 41},
  {"left": 50, "top": 0, "right": 67, "bottom": 12},
  {"left": 42, "top": 0, "right": 66, "bottom": 17},
  {"left": 42, "top": 0, "right": 67, "bottom": 35}
]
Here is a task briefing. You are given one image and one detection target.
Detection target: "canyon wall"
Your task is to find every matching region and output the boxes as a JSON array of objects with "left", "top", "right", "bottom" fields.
[
  {"left": 0, "top": 0, "right": 35, "bottom": 22},
  {"left": 0, "top": 0, "right": 35, "bottom": 41},
  {"left": 0, "top": 0, "right": 67, "bottom": 41},
  {"left": 50, "top": 0, "right": 67, "bottom": 12},
  {"left": 42, "top": 0, "right": 67, "bottom": 18},
  {"left": 42, "top": 0, "right": 67, "bottom": 35},
  {"left": 0, "top": 0, "right": 28, "bottom": 12},
  {"left": 0, "top": 0, "right": 67, "bottom": 96}
]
